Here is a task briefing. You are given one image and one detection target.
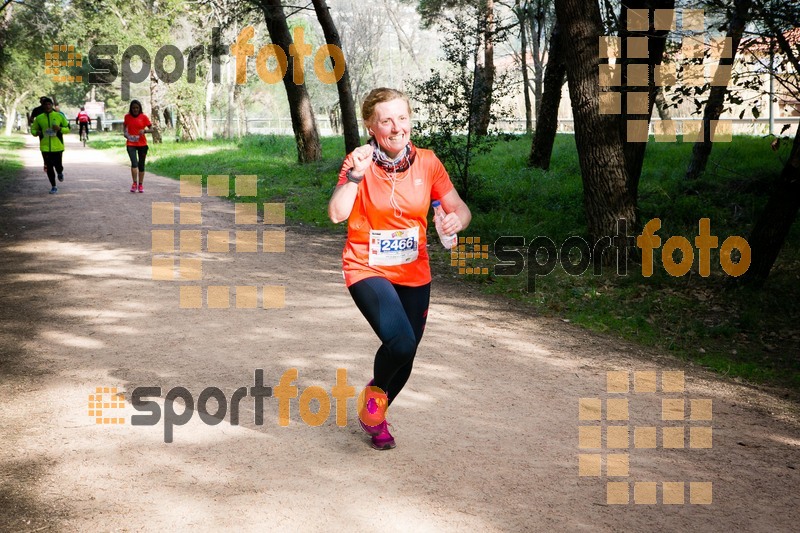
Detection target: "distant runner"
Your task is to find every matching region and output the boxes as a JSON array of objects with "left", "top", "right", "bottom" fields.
[
  {"left": 29, "top": 97, "right": 70, "bottom": 194},
  {"left": 123, "top": 100, "right": 152, "bottom": 193},
  {"left": 76, "top": 107, "right": 92, "bottom": 143}
]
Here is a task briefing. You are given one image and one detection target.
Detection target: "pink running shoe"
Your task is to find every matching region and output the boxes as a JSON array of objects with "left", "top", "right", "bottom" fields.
[
  {"left": 371, "top": 421, "right": 396, "bottom": 450},
  {"left": 130, "top": 183, "right": 137, "bottom": 193},
  {"left": 138, "top": 184, "right": 144, "bottom": 193}
]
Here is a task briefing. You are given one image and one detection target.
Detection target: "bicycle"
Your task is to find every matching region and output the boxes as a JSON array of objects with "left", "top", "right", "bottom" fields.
[{"left": 80, "top": 127, "right": 88, "bottom": 147}]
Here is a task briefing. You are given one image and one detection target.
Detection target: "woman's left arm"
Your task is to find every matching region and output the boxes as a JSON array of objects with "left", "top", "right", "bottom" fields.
[{"left": 439, "top": 188, "right": 471, "bottom": 236}]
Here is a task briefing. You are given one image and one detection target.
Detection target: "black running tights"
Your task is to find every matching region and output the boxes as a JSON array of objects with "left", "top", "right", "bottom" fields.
[
  {"left": 42, "top": 151, "right": 63, "bottom": 187},
  {"left": 348, "top": 277, "right": 430, "bottom": 404}
]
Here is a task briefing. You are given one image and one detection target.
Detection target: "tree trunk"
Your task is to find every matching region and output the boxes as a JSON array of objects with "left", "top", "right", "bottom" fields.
[
  {"left": 617, "top": 0, "right": 674, "bottom": 205},
  {"left": 381, "top": 0, "right": 423, "bottom": 71},
  {"left": 529, "top": 2, "right": 545, "bottom": 117},
  {"left": 517, "top": 0, "right": 532, "bottom": 134},
  {"left": 685, "top": 0, "right": 753, "bottom": 180},
  {"left": 204, "top": 69, "right": 214, "bottom": 140},
  {"left": 148, "top": 71, "right": 163, "bottom": 143},
  {"left": 234, "top": 82, "right": 245, "bottom": 138},
  {"left": 3, "top": 108, "right": 15, "bottom": 136},
  {"left": 528, "top": 20, "right": 565, "bottom": 170},
  {"left": 740, "top": 126, "right": 800, "bottom": 285},
  {"left": 473, "top": 0, "right": 495, "bottom": 136},
  {"left": 257, "top": 0, "right": 321, "bottom": 163},
  {"left": 226, "top": 59, "right": 235, "bottom": 139},
  {"left": 311, "top": 0, "right": 360, "bottom": 153},
  {"left": 654, "top": 86, "right": 670, "bottom": 121},
  {"left": 3, "top": 90, "right": 29, "bottom": 136},
  {"left": 555, "top": 0, "right": 635, "bottom": 246},
  {"left": 190, "top": 113, "right": 202, "bottom": 140},
  {"left": 176, "top": 107, "right": 198, "bottom": 142}
]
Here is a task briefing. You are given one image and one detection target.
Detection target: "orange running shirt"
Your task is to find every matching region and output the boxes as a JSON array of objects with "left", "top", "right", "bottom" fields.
[
  {"left": 123, "top": 113, "right": 151, "bottom": 147},
  {"left": 337, "top": 148, "right": 455, "bottom": 287}
]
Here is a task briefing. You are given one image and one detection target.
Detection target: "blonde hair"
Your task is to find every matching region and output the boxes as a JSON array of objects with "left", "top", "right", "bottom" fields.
[{"left": 361, "top": 88, "right": 411, "bottom": 125}]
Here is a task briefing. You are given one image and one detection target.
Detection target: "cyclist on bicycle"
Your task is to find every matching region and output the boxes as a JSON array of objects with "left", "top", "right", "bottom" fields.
[{"left": 76, "top": 107, "right": 91, "bottom": 142}]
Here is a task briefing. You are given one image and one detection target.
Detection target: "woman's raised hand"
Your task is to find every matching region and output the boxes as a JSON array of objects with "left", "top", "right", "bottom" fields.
[{"left": 350, "top": 144, "right": 374, "bottom": 176}]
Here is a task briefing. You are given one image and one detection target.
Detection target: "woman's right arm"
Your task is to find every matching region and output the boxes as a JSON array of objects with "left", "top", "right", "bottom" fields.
[
  {"left": 123, "top": 124, "right": 137, "bottom": 142},
  {"left": 328, "top": 182, "right": 360, "bottom": 223},
  {"left": 328, "top": 144, "right": 374, "bottom": 224}
]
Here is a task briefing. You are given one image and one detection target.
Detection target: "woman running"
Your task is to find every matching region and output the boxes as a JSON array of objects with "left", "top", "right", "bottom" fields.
[
  {"left": 123, "top": 100, "right": 152, "bottom": 193},
  {"left": 328, "top": 88, "right": 471, "bottom": 450}
]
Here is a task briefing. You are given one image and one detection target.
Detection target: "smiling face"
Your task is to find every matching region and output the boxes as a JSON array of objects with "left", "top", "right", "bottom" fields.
[{"left": 367, "top": 98, "right": 411, "bottom": 159}]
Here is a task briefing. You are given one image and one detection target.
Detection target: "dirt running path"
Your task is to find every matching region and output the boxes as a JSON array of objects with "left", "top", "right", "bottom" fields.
[{"left": 1, "top": 135, "right": 799, "bottom": 532}]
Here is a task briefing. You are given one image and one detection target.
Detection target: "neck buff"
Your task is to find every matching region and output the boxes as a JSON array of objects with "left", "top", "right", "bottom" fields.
[
  {"left": 369, "top": 137, "right": 417, "bottom": 173},
  {"left": 368, "top": 138, "right": 418, "bottom": 217}
]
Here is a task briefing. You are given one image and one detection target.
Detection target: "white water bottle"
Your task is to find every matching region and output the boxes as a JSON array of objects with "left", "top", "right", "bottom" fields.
[{"left": 432, "top": 200, "right": 457, "bottom": 250}]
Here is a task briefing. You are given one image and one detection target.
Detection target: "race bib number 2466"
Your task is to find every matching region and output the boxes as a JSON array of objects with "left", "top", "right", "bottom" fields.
[{"left": 369, "top": 227, "right": 419, "bottom": 266}]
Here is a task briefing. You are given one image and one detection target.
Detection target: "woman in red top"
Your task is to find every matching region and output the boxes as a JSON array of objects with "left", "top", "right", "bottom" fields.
[
  {"left": 328, "top": 88, "right": 471, "bottom": 450},
  {"left": 123, "top": 100, "right": 153, "bottom": 193}
]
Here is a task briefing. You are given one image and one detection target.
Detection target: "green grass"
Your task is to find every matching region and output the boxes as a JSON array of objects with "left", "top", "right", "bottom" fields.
[
  {"left": 88, "top": 132, "right": 345, "bottom": 226},
  {"left": 88, "top": 131, "right": 800, "bottom": 392},
  {"left": 0, "top": 135, "right": 25, "bottom": 189},
  {"left": 446, "top": 133, "right": 800, "bottom": 391}
]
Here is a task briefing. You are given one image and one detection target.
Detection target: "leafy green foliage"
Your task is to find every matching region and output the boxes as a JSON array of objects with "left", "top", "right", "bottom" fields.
[
  {"left": 408, "top": 6, "right": 513, "bottom": 201},
  {"left": 0, "top": 0, "right": 61, "bottom": 119}
]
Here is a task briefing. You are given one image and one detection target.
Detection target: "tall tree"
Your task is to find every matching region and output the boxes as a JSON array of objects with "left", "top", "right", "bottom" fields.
[
  {"left": 472, "top": 0, "right": 495, "bottom": 136},
  {"left": 550, "top": 0, "right": 674, "bottom": 237},
  {"left": 149, "top": 71, "right": 164, "bottom": 143},
  {"left": 615, "top": 0, "right": 675, "bottom": 206},
  {"left": 685, "top": 0, "right": 753, "bottom": 179},
  {"left": 0, "top": 0, "right": 55, "bottom": 135},
  {"left": 158, "top": 0, "right": 186, "bottom": 143},
  {"left": 381, "top": 0, "right": 424, "bottom": 72},
  {"left": 528, "top": 19, "right": 565, "bottom": 169},
  {"left": 741, "top": 125, "right": 800, "bottom": 285},
  {"left": 513, "top": 0, "right": 533, "bottom": 133},
  {"left": 554, "top": 0, "right": 634, "bottom": 246},
  {"left": 199, "top": 0, "right": 260, "bottom": 139},
  {"left": 523, "top": 0, "right": 556, "bottom": 127},
  {"left": 311, "top": 0, "right": 360, "bottom": 153},
  {"left": 0, "top": 46, "right": 36, "bottom": 136},
  {"left": 331, "top": 1, "right": 384, "bottom": 107},
  {"left": 740, "top": 1, "right": 800, "bottom": 283},
  {"left": 252, "top": 0, "right": 321, "bottom": 163},
  {"left": 410, "top": 7, "right": 512, "bottom": 201},
  {"left": 418, "top": 0, "right": 497, "bottom": 136}
]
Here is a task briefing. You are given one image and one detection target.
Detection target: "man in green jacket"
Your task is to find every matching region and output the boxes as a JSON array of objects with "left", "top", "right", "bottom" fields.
[{"left": 30, "top": 97, "right": 70, "bottom": 194}]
